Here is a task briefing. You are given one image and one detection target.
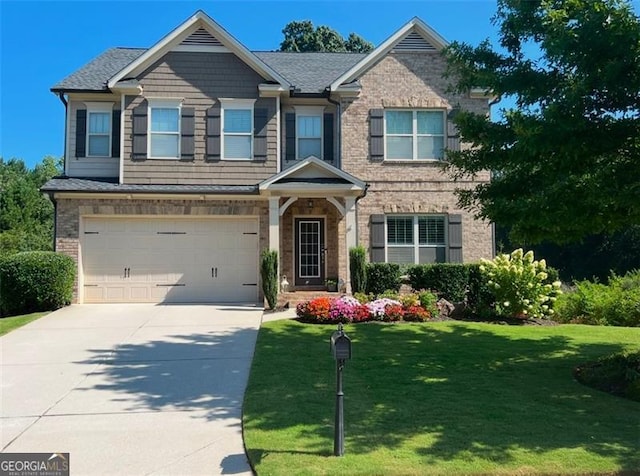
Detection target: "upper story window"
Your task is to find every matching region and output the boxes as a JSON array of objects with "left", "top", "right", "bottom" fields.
[
  {"left": 385, "top": 110, "right": 445, "bottom": 160},
  {"left": 84, "top": 102, "right": 114, "bottom": 157},
  {"left": 148, "top": 99, "right": 181, "bottom": 159},
  {"left": 386, "top": 215, "right": 446, "bottom": 264},
  {"left": 220, "top": 99, "right": 255, "bottom": 160},
  {"left": 295, "top": 106, "right": 324, "bottom": 160}
]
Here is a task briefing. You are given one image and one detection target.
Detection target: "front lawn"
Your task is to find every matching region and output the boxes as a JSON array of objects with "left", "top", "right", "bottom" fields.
[
  {"left": 0, "top": 312, "right": 48, "bottom": 336},
  {"left": 243, "top": 320, "right": 640, "bottom": 475}
]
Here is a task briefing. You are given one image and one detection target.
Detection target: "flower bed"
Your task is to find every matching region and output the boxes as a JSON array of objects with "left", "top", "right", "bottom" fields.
[{"left": 296, "top": 295, "right": 433, "bottom": 324}]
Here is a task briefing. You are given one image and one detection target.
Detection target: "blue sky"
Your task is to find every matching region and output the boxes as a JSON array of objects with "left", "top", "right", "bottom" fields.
[{"left": 1, "top": 0, "right": 635, "bottom": 169}]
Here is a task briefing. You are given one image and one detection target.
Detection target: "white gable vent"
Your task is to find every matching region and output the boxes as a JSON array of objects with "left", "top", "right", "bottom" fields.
[
  {"left": 393, "top": 31, "right": 437, "bottom": 52},
  {"left": 180, "top": 28, "right": 223, "bottom": 47}
]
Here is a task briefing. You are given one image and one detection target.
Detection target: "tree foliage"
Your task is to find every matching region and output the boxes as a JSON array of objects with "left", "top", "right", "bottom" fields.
[
  {"left": 0, "top": 156, "right": 61, "bottom": 255},
  {"left": 444, "top": 0, "right": 640, "bottom": 244},
  {"left": 280, "top": 20, "right": 373, "bottom": 53}
]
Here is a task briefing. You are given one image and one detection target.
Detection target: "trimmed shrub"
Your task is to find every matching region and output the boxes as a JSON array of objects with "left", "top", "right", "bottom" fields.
[
  {"left": 349, "top": 246, "right": 367, "bottom": 294},
  {"left": 467, "top": 263, "right": 496, "bottom": 318},
  {"left": 407, "top": 263, "right": 470, "bottom": 302},
  {"left": 574, "top": 351, "right": 640, "bottom": 401},
  {"left": 260, "top": 249, "right": 278, "bottom": 310},
  {"left": 365, "top": 263, "right": 401, "bottom": 295},
  {"left": 555, "top": 270, "right": 640, "bottom": 326},
  {"left": 480, "top": 249, "right": 561, "bottom": 319},
  {"left": 0, "top": 251, "right": 75, "bottom": 316}
]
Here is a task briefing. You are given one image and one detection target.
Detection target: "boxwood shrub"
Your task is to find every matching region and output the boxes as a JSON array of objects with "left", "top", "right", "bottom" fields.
[
  {"left": 0, "top": 251, "right": 75, "bottom": 317},
  {"left": 365, "top": 263, "right": 401, "bottom": 295},
  {"left": 407, "top": 263, "right": 470, "bottom": 302}
]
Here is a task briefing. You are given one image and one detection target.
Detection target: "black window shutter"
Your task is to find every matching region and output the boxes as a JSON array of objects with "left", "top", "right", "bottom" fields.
[
  {"left": 180, "top": 107, "right": 195, "bottom": 161},
  {"left": 254, "top": 107, "right": 269, "bottom": 162},
  {"left": 285, "top": 113, "right": 296, "bottom": 161},
  {"left": 370, "top": 109, "right": 384, "bottom": 162},
  {"left": 323, "top": 113, "right": 334, "bottom": 162},
  {"left": 448, "top": 214, "right": 463, "bottom": 263},
  {"left": 370, "top": 214, "right": 386, "bottom": 263},
  {"left": 446, "top": 119, "right": 460, "bottom": 158},
  {"left": 206, "top": 105, "right": 221, "bottom": 162},
  {"left": 75, "top": 109, "right": 87, "bottom": 158},
  {"left": 111, "top": 110, "right": 121, "bottom": 158},
  {"left": 132, "top": 103, "right": 148, "bottom": 160}
]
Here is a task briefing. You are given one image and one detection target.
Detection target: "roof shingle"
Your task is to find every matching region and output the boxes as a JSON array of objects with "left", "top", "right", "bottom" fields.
[{"left": 51, "top": 48, "right": 366, "bottom": 93}]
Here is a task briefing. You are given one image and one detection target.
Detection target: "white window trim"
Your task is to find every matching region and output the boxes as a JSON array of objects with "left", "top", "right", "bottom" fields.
[
  {"left": 147, "top": 98, "right": 183, "bottom": 160},
  {"left": 294, "top": 105, "right": 325, "bottom": 160},
  {"left": 84, "top": 102, "right": 114, "bottom": 158},
  {"left": 384, "top": 109, "right": 446, "bottom": 162},
  {"left": 219, "top": 98, "right": 256, "bottom": 161},
  {"left": 385, "top": 215, "right": 447, "bottom": 264}
]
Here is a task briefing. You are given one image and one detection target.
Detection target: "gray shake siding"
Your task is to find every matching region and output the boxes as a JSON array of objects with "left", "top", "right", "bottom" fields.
[{"left": 122, "top": 52, "right": 277, "bottom": 185}]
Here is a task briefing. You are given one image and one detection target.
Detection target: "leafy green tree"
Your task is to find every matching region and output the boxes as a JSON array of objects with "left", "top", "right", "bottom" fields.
[
  {"left": 0, "top": 156, "right": 61, "bottom": 255},
  {"left": 280, "top": 20, "right": 373, "bottom": 52},
  {"left": 444, "top": 0, "right": 640, "bottom": 244}
]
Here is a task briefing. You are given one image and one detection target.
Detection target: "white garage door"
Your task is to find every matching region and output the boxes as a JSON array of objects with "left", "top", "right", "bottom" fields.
[{"left": 81, "top": 217, "right": 259, "bottom": 303}]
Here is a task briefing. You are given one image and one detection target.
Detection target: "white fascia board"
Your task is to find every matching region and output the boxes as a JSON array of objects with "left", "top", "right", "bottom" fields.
[
  {"left": 53, "top": 192, "right": 264, "bottom": 201},
  {"left": 264, "top": 184, "right": 364, "bottom": 194},
  {"left": 107, "top": 10, "right": 290, "bottom": 89},
  {"left": 329, "top": 17, "right": 449, "bottom": 91}
]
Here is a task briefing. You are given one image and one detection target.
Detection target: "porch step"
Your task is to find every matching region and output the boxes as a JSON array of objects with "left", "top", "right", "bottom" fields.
[{"left": 277, "top": 291, "right": 343, "bottom": 309}]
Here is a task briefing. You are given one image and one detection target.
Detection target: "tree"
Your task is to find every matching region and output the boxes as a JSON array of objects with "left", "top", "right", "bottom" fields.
[
  {"left": 280, "top": 20, "right": 373, "bottom": 53},
  {"left": 444, "top": 0, "right": 640, "bottom": 244},
  {"left": 0, "top": 156, "right": 61, "bottom": 255}
]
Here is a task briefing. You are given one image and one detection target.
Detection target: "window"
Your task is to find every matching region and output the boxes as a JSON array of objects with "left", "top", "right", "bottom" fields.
[
  {"left": 295, "top": 106, "right": 324, "bottom": 159},
  {"left": 83, "top": 102, "right": 114, "bottom": 157},
  {"left": 148, "top": 99, "right": 181, "bottom": 159},
  {"left": 385, "top": 110, "right": 445, "bottom": 160},
  {"left": 221, "top": 99, "right": 255, "bottom": 160},
  {"left": 386, "top": 215, "right": 446, "bottom": 264},
  {"left": 87, "top": 112, "right": 111, "bottom": 156}
]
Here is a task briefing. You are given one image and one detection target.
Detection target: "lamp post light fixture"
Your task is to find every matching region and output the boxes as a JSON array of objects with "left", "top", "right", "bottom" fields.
[{"left": 329, "top": 323, "right": 352, "bottom": 456}]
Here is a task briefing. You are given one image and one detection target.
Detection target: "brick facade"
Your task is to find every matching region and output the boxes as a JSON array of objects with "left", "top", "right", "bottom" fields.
[{"left": 340, "top": 52, "right": 494, "bottom": 262}]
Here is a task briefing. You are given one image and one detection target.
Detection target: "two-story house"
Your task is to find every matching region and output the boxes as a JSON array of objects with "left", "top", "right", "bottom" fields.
[{"left": 43, "top": 10, "right": 494, "bottom": 304}]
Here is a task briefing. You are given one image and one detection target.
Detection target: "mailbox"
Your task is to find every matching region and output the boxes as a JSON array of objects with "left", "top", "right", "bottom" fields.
[{"left": 330, "top": 328, "right": 352, "bottom": 360}]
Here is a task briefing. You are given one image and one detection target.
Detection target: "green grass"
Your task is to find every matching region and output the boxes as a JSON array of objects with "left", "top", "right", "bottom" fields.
[
  {"left": 243, "top": 321, "right": 640, "bottom": 475},
  {"left": 0, "top": 312, "right": 48, "bottom": 336}
]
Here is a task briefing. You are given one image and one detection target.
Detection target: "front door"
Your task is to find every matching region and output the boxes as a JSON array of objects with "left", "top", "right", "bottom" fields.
[{"left": 295, "top": 218, "right": 325, "bottom": 286}]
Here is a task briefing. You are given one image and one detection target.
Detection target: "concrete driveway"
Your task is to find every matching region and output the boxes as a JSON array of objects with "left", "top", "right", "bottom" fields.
[{"left": 1, "top": 304, "right": 263, "bottom": 475}]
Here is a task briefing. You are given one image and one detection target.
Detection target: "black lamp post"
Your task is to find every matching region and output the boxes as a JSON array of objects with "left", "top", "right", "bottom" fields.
[{"left": 329, "top": 323, "right": 351, "bottom": 456}]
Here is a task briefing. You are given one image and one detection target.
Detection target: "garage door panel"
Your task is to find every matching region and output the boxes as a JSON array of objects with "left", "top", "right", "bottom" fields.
[{"left": 82, "top": 217, "right": 258, "bottom": 303}]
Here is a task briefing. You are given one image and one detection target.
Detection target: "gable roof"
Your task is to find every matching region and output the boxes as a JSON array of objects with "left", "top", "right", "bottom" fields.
[
  {"left": 106, "top": 10, "right": 289, "bottom": 89},
  {"left": 51, "top": 14, "right": 449, "bottom": 95},
  {"left": 260, "top": 156, "right": 366, "bottom": 191},
  {"left": 330, "top": 17, "right": 448, "bottom": 91}
]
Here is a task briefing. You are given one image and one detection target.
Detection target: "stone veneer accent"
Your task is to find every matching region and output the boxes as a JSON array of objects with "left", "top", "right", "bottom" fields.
[
  {"left": 56, "top": 198, "right": 269, "bottom": 302},
  {"left": 340, "top": 52, "right": 494, "bottom": 262}
]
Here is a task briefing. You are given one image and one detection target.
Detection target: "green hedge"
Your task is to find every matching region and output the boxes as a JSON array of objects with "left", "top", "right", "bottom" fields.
[
  {"left": 0, "top": 251, "right": 75, "bottom": 317},
  {"left": 407, "top": 263, "right": 471, "bottom": 302},
  {"left": 365, "top": 263, "right": 401, "bottom": 295},
  {"left": 555, "top": 270, "right": 640, "bottom": 326}
]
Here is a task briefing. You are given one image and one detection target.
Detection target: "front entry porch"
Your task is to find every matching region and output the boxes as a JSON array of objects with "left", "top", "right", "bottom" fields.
[{"left": 259, "top": 157, "right": 367, "bottom": 293}]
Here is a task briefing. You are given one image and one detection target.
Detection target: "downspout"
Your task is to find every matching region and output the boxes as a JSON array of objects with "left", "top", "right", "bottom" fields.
[{"left": 56, "top": 92, "right": 68, "bottom": 176}]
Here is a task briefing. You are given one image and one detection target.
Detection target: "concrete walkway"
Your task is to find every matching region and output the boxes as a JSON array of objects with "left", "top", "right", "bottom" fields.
[{"left": 1, "top": 304, "right": 263, "bottom": 475}]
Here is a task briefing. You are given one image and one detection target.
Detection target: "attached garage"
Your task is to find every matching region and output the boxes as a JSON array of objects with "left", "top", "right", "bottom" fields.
[{"left": 81, "top": 217, "right": 259, "bottom": 303}]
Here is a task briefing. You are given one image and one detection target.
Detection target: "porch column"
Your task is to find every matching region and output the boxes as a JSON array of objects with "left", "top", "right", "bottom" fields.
[
  {"left": 344, "top": 197, "right": 357, "bottom": 294},
  {"left": 268, "top": 196, "right": 280, "bottom": 252}
]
